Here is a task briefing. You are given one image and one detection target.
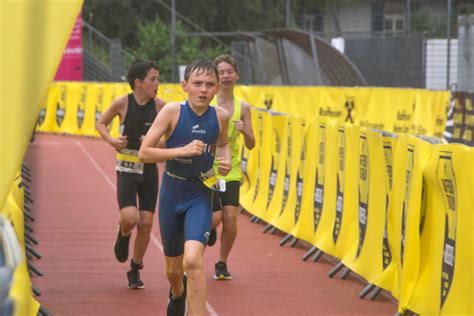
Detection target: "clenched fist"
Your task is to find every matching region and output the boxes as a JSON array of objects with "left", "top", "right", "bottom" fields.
[
  {"left": 234, "top": 119, "right": 244, "bottom": 132},
  {"left": 215, "top": 156, "right": 231, "bottom": 176},
  {"left": 181, "top": 140, "right": 204, "bottom": 157},
  {"left": 111, "top": 135, "right": 128, "bottom": 151}
]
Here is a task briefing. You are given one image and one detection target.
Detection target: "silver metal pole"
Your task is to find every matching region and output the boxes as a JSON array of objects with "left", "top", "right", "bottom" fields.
[
  {"left": 171, "top": 0, "right": 176, "bottom": 82},
  {"left": 405, "top": 0, "right": 411, "bottom": 34},
  {"left": 286, "top": 0, "right": 290, "bottom": 28},
  {"left": 446, "top": 0, "right": 452, "bottom": 89}
]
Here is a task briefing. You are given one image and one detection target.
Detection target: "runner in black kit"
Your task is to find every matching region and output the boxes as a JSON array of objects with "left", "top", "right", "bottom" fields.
[
  {"left": 139, "top": 58, "right": 230, "bottom": 316},
  {"left": 96, "top": 59, "right": 166, "bottom": 289}
]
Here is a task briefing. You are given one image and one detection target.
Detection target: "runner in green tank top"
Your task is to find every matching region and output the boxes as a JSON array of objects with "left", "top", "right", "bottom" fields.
[{"left": 209, "top": 54, "right": 255, "bottom": 281}]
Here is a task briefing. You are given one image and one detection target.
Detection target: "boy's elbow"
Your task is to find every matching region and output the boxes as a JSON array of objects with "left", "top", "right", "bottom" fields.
[
  {"left": 247, "top": 140, "right": 255, "bottom": 150},
  {"left": 138, "top": 148, "right": 147, "bottom": 162}
]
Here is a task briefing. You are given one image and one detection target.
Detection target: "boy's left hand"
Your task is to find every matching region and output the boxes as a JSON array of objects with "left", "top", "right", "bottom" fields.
[
  {"left": 215, "top": 156, "right": 231, "bottom": 176},
  {"left": 234, "top": 120, "right": 244, "bottom": 132}
]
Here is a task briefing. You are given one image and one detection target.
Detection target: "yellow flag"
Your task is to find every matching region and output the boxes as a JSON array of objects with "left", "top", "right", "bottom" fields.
[{"left": 0, "top": 0, "right": 83, "bottom": 209}]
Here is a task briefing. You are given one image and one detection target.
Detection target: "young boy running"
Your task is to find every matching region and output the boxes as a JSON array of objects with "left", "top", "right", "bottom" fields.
[
  {"left": 96, "top": 59, "right": 165, "bottom": 289},
  {"left": 139, "top": 58, "right": 231, "bottom": 316}
]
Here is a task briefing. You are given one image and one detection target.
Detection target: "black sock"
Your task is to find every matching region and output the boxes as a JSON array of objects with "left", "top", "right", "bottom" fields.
[{"left": 130, "top": 259, "right": 143, "bottom": 271}]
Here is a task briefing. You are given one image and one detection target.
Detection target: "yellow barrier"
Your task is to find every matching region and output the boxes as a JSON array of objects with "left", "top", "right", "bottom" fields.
[
  {"left": 238, "top": 108, "right": 472, "bottom": 314},
  {"left": 406, "top": 144, "right": 473, "bottom": 315},
  {"left": 1, "top": 178, "right": 40, "bottom": 316},
  {"left": 37, "top": 83, "right": 450, "bottom": 139}
]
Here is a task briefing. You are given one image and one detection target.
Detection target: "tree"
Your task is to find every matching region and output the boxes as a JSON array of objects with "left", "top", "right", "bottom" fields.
[{"left": 133, "top": 16, "right": 226, "bottom": 82}]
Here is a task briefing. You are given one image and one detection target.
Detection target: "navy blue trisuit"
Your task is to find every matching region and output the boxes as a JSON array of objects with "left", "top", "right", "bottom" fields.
[{"left": 159, "top": 101, "right": 220, "bottom": 257}]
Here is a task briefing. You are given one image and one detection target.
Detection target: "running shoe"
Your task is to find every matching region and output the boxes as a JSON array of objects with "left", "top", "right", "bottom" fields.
[
  {"left": 214, "top": 261, "right": 232, "bottom": 280},
  {"left": 207, "top": 228, "right": 217, "bottom": 246},
  {"left": 127, "top": 269, "right": 145, "bottom": 289},
  {"left": 114, "top": 225, "right": 130, "bottom": 263},
  {"left": 167, "top": 274, "right": 187, "bottom": 316}
]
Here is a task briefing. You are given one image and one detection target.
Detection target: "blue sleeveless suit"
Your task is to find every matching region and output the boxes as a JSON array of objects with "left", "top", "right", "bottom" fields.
[{"left": 159, "top": 101, "right": 219, "bottom": 256}]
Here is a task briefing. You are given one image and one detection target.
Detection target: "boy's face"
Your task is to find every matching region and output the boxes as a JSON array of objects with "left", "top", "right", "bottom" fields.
[
  {"left": 217, "top": 62, "right": 239, "bottom": 89},
  {"left": 136, "top": 68, "right": 160, "bottom": 99},
  {"left": 182, "top": 68, "right": 219, "bottom": 109}
]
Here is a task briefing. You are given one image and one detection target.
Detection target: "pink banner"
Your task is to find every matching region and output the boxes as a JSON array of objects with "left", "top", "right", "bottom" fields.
[{"left": 54, "top": 13, "right": 83, "bottom": 81}]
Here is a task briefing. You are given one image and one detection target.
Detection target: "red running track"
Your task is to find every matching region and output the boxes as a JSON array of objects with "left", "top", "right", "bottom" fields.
[{"left": 25, "top": 133, "right": 397, "bottom": 315}]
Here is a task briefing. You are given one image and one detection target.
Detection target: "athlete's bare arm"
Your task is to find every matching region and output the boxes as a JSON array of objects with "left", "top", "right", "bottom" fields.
[
  {"left": 154, "top": 97, "right": 167, "bottom": 112},
  {"left": 96, "top": 95, "right": 128, "bottom": 150},
  {"left": 238, "top": 101, "right": 255, "bottom": 150},
  {"left": 215, "top": 106, "right": 231, "bottom": 176},
  {"left": 139, "top": 102, "right": 204, "bottom": 163}
]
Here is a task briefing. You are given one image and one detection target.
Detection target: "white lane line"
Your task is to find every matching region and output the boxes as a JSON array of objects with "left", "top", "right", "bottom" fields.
[
  {"left": 75, "top": 141, "right": 218, "bottom": 316},
  {"left": 75, "top": 141, "right": 116, "bottom": 190},
  {"left": 31, "top": 141, "right": 63, "bottom": 146}
]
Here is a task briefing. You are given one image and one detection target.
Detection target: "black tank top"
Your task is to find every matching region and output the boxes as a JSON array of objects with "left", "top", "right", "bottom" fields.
[{"left": 120, "top": 94, "right": 157, "bottom": 174}]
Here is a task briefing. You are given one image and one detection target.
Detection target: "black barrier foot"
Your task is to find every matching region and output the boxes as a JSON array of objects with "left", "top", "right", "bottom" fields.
[
  {"left": 22, "top": 163, "right": 31, "bottom": 173},
  {"left": 39, "top": 305, "right": 53, "bottom": 316},
  {"left": 24, "top": 204, "right": 32, "bottom": 213},
  {"left": 27, "top": 262, "right": 44, "bottom": 277},
  {"left": 24, "top": 190, "right": 33, "bottom": 199},
  {"left": 341, "top": 267, "right": 351, "bottom": 279},
  {"left": 328, "top": 262, "right": 344, "bottom": 278},
  {"left": 22, "top": 174, "right": 32, "bottom": 183},
  {"left": 25, "top": 243, "right": 42, "bottom": 259},
  {"left": 250, "top": 216, "right": 260, "bottom": 223},
  {"left": 262, "top": 224, "right": 273, "bottom": 233},
  {"left": 24, "top": 195, "right": 34, "bottom": 204},
  {"left": 279, "top": 234, "right": 292, "bottom": 246},
  {"left": 23, "top": 211, "right": 35, "bottom": 222},
  {"left": 32, "top": 284, "right": 41, "bottom": 296},
  {"left": 24, "top": 223, "right": 34, "bottom": 233},
  {"left": 311, "top": 249, "right": 323, "bottom": 262},
  {"left": 290, "top": 237, "right": 298, "bottom": 248},
  {"left": 269, "top": 227, "right": 277, "bottom": 234},
  {"left": 302, "top": 247, "right": 318, "bottom": 261},
  {"left": 369, "top": 286, "right": 382, "bottom": 300},
  {"left": 359, "top": 283, "right": 376, "bottom": 299},
  {"left": 25, "top": 232, "right": 39, "bottom": 245}
]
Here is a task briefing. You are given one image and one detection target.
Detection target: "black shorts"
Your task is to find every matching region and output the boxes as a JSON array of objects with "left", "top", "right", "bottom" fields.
[
  {"left": 116, "top": 165, "right": 158, "bottom": 212},
  {"left": 212, "top": 180, "right": 240, "bottom": 212}
]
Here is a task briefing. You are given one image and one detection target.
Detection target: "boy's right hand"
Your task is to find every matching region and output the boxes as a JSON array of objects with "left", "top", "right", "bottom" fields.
[
  {"left": 181, "top": 140, "right": 204, "bottom": 157},
  {"left": 111, "top": 136, "right": 128, "bottom": 150}
]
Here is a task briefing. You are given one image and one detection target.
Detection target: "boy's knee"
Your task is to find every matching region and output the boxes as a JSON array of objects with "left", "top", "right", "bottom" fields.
[
  {"left": 166, "top": 265, "right": 184, "bottom": 280},
  {"left": 137, "top": 217, "right": 153, "bottom": 233},
  {"left": 183, "top": 253, "right": 203, "bottom": 272},
  {"left": 121, "top": 216, "right": 138, "bottom": 229},
  {"left": 222, "top": 212, "right": 237, "bottom": 226}
]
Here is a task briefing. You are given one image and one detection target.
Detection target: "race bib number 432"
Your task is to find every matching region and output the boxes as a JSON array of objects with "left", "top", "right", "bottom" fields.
[{"left": 116, "top": 149, "right": 144, "bottom": 174}]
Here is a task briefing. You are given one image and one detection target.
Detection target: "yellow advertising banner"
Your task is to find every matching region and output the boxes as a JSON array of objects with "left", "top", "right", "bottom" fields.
[
  {"left": 38, "top": 84, "right": 449, "bottom": 143},
  {"left": 0, "top": 0, "right": 83, "bottom": 209},
  {"left": 258, "top": 114, "right": 289, "bottom": 224},
  {"left": 341, "top": 129, "right": 391, "bottom": 287},
  {"left": 246, "top": 111, "right": 274, "bottom": 219},
  {"left": 2, "top": 179, "right": 40, "bottom": 315},
  {"left": 406, "top": 144, "right": 473, "bottom": 315},
  {"left": 309, "top": 119, "right": 338, "bottom": 256},
  {"left": 9, "top": 261, "right": 40, "bottom": 316},
  {"left": 270, "top": 116, "right": 309, "bottom": 234},
  {"left": 289, "top": 119, "right": 319, "bottom": 244},
  {"left": 389, "top": 135, "right": 433, "bottom": 306},
  {"left": 332, "top": 123, "right": 360, "bottom": 260},
  {"left": 239, "top": 109, "right": 265, "bottom": 210}
]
